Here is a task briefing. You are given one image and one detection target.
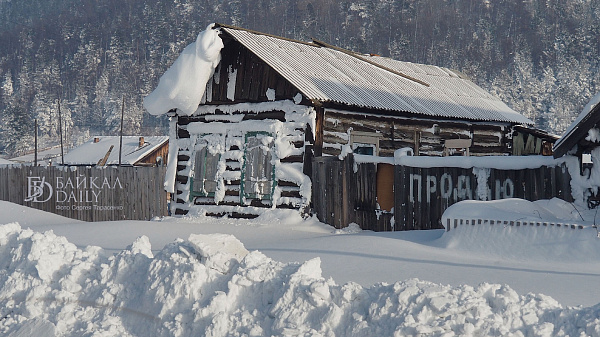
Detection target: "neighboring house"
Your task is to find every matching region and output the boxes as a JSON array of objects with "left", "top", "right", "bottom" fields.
[
  {"left": 553, "top": 93, "right": 600, "bottom": 162},
  {"left": 9, "top": 146, "right": 63, "bottom": 166},
  {"left": 62, "top": 136, "right": 169, "bottom": 167},
  {"left": 146, "top": 24, "right": 552, "bottom": 218},
  {"left": 0, "top": 157, "right": 16, "bottom": 166},
  {"left": 553, "top": 93, "right": 600, "bottom": 206}
]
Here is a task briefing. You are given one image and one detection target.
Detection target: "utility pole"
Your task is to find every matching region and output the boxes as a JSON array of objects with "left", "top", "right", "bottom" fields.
[
  {"left": 58, "top": 99, "right": 64, "bottom": 165},
  {"left": 34, "top": 119, "right": 38, "bottom": 166},
  {"left": 118, "top": 96, "right": 125, "bottom": 167}
]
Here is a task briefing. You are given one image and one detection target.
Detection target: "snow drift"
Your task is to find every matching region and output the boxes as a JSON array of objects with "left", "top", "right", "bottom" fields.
[
  {"left": 144, "top": 24, "right": 223, "bottom": 116},
  {"left": 1, "top": 223, "right": 600, "bottom": 337},
  {"left": 439, "top": 198, "right": 600, "bottom": 261}
]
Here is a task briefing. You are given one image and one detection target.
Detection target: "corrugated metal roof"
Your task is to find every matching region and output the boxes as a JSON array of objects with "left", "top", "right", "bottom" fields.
[
  {"left": 63, "top": 136, "right": 169, "bottom": 166},
  {"left": 220, "top": 26, "right": 532, "bottom": 125},
  {"left": 553, "top": 92, "right": 600, "bottom": 158}
]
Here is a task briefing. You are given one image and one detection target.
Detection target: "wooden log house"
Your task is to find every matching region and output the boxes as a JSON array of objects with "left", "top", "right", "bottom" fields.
[{"left": 152, "top": 24, "right": 555, "bottom": 219}]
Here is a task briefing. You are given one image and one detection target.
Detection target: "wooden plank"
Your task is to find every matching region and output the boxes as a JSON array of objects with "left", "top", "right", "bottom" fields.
[{"left": 0, "top": 166, "right": 167, "bottom": 222}]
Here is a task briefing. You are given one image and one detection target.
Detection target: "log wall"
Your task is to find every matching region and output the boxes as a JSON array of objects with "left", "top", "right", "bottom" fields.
[
  {"left": 172, "top": 110, "right": 312, "bottom": 217},
  {"left": 322, "top": 110, "right": 511, "bottom": 157}
]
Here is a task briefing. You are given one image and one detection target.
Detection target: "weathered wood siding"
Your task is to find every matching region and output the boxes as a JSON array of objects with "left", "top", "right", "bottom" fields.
[
  {"left": 0, "top": 166, "right": 168, "bottom": 221},
  {"left": 206, "top": 39, "right": 301, "bottom": 104},
  {"left": 322, "top": 110, "right": 511, "bottom": 157},
  {"left": 395, "top": 163, "right": 572, "bottom": 230},
  {"left": 312, "top": 156, "right": 572, "bottom": 231},
  {"left": 138, "top": 142, "right": 169, "bottom": 166},
  {"left": 311, "top": 155, "right": 395, "bottom": 231}
]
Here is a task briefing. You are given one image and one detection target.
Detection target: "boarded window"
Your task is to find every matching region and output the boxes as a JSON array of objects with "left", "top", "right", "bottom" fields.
[
  {"left": 190, "top": 141, "right": 220, "bottom": 198},
  {"left": 351, "top": 131, "right": 381, "bottom": 156},
  {"left": 352, "top": 143, "right": 376, "bottom": 155},
  {"left": 242, "top": 132, "right": 275, "bottom": 200}
]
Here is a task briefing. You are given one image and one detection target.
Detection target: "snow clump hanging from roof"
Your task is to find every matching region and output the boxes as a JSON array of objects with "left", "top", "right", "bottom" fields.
[{"left": 144, "top": 24, "right": 224, "bottom": 116}]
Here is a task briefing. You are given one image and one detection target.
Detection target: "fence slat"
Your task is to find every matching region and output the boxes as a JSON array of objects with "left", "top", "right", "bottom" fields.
[{"left": 0, "top": 166, "right": 167, "bottom": 221}]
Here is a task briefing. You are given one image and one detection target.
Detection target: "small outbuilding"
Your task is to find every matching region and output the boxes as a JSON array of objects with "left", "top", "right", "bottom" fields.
[
  {"left": 9, "top": 146, "right": 63, "bottom": 166},
  {"left": 0, "top": 157, "right": 16, "bottom": 167},
  {"left": 62, "top": 136, "right": 169, "bottom": 167}
]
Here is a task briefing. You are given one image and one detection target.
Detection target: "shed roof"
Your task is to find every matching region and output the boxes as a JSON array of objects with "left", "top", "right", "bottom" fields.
[
  {"left": 63, "top": 136, "right": 168, "bottom": 166},
  {"left": 0, "top": 157, "right": 15, "bottom": 166},
  {"left": 553, "top": 92, "right": 600, "bottom": 158},
  {"left": 9, "top": 146, "right": 62, "bottom": 165},
  {"left": 218, "top": 24, "right": 532, "bottom": 125}
]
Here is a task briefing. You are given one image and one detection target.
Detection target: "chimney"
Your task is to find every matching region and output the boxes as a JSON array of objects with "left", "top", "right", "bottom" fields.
[
  {"left": 139, "top": 137, "right": 145, "bottom": 147},
  {"left": 94, "top": 137, "right": 100, "bottom": 143}
]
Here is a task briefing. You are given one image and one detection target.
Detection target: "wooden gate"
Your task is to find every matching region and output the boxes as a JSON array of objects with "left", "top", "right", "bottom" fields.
[{"left": 312, "top": 155, "right": 393, "bottom": 231}]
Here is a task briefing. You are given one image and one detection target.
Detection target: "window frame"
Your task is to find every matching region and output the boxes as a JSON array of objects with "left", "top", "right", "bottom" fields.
[
  {"left": 350, "top": 131, "right": 382, "bottom": 156},
  {"left": 189, "top": 136, "right": 222, "bottom": 200},
  {"left": 240, "top": 131, "right": 277, "bottom": 202}
]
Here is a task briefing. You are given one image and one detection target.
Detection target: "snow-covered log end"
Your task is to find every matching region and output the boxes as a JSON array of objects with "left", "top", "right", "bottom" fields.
[{"left": 143, "top": 24, "right": 224, "bottom": 116}]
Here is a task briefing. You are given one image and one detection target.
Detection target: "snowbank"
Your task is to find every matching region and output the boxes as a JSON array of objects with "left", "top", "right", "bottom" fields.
[
  {"left": 144, "top": 24, "right": 223, "bottom": 116},
  {"left": 439, "top": 198, "right": 600, "bottom": 261},
  {"left": 2, "top": 223, "right": 600, "bottom": 336},
  {"left": 442, "top": 198, "right": 587, "bottom": 225}
]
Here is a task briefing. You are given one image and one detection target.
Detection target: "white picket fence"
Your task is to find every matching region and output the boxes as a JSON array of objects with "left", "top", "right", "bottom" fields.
[{"left": 444, "top": 217, "right": 590, "bottom": 231}]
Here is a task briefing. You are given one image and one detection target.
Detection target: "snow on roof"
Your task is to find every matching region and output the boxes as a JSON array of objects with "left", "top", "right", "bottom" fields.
[
  {"left": 145, "top": 24, "right": 532, "bottom": 125},
  {"left": 0, "top": 157, "right": 15, "bottom": 165},
  {"left": 144, "top": 23, "right": 223, "bottom": 116},
  {"left": 219, "top": 25, "right": 533, "bottom": 125},
  {"left": 9, "top": 146, "right": 63, "bottom": 164},
  {"left": 62, "top": 136, "right": 168, "bottom": 166},
  {"left": 553, "top": 91, "right": 600, "bottom": 158}
]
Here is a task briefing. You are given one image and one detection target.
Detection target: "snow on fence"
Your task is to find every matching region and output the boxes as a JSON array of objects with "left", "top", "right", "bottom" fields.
[
  {"left": 444, "top": 218, "right": 587, "bottom": 231},
  {"left": 0, "top": 165, "right": 168, "bottom": 221},
  {"left": 312, "top": 154, "right": 573, "bottom": 231},
  {"left": 394, "top": 162, "right": 572, "bottom": 231}
]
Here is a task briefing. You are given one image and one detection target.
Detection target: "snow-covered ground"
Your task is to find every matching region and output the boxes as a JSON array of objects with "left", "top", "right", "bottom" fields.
[{"left": 1, "top": 199, "right": 600, "bottom": 336}]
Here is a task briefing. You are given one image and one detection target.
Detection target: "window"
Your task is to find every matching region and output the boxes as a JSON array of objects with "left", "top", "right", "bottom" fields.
[
  {"left": 352, "top": 143, "right": 376, "bottom": 155},
  {"left": 443, "top": 139, "right": 472, "bottom": 157},
  {"left": 351, "top": 131, "right": 382, "bottom": 156},
  {"left": 190, "top": 138, "right": 221, "bottom": 198},
  {"left": 241, "top": 132, "right": 276, "bottom": 201}
]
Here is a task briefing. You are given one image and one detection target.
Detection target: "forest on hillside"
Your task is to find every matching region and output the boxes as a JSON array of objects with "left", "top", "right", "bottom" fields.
[{"left": 0, "top": 0, "right": 598, "bottom": 156}]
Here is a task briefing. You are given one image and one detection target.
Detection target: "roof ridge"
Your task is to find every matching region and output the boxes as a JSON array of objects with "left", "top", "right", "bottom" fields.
[
  {"left": 217, "top": 23, "right": 428, "bottom": 87},
  {"left": 311, "top": 38, "right": 429, "bottom": 87},
  {"left": 214, "top": 23, "right": 318, "bottom": 47}
]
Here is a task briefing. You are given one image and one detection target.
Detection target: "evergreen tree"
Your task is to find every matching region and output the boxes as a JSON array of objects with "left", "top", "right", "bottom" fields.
[{"left": 0, "top": 0, "right": 598, "bottom": 156}]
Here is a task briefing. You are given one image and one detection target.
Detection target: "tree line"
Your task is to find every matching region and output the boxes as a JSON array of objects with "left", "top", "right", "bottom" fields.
[{"left": 0, "top": 0, "right": 598, "bottom": 156}]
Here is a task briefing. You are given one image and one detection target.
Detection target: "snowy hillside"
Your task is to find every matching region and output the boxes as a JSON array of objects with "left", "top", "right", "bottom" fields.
[
  {"left": 2, "top": 0, "right": 599, "bottom": 156},
  {"left": 1, "top": 200, "right": 600, "bottom": 336}
]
